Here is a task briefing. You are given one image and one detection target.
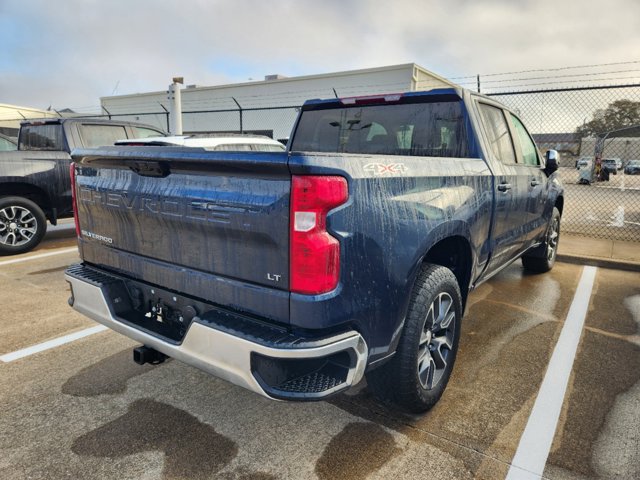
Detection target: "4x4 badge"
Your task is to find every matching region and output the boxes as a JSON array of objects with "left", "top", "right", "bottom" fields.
[{"left": 364, "top": 163, "right": 408, "bottom": 175}]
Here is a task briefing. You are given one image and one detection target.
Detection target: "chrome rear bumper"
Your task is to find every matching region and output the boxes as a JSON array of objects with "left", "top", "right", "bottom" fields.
[{"left": 65, "top": 266, "right": 368, "bottom": 400}]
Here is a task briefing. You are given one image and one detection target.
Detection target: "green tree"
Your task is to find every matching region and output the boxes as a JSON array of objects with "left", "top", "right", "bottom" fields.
[{"left": 575, "top": 99, "right": 640, "bottom": 139}]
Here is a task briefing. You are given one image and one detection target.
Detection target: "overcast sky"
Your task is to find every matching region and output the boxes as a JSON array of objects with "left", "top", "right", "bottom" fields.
[{"left": 1, "top": 0, "right": 640, "bottom": 112}]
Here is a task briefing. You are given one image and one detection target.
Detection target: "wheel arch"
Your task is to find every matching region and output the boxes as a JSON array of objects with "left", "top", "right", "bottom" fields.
[
  {"left": 555, "top": 195, "right": 564, "bottom": 217},
  {"left": 0, "top": 183, "right": 53, "bottom": 221},
  {"left": 421, "top": 235, "right": 473, "bottom": 312}
]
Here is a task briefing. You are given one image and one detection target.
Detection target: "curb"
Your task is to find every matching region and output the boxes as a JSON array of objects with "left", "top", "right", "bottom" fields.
[{"left": 557, "top": 254, "right": 640, "bottom": 273}]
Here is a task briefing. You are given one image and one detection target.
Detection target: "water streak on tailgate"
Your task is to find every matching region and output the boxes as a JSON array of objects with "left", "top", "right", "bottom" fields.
[{"left": 73, "top": 149, "right": 290, "bottom": 323}]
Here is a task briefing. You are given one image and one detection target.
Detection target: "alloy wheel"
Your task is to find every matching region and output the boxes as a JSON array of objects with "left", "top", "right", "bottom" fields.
[
  {"left": 0, "top": 206, "right": 38, "bottom": 247},
  {"left": 417, "top": 292, "right": 456, "bottom": 390}
]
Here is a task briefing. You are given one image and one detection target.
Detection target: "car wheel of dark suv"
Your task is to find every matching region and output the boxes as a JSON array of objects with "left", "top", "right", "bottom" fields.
[{"left": 0, "top": 196, "right": 47, "bottom": 256}]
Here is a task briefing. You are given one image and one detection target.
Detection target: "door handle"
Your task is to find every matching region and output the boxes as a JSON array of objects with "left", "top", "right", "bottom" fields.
[
  {"left": 530, "top": 179, "right": 541, "bottom": 187},
  {"left": 498, "top": 183, "right": 512, "bottom": 192}
]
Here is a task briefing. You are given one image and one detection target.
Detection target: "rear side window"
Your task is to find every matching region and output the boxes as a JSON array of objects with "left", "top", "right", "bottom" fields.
[
  {"left": 213, "top": 144, "right": 254, "bottom": 151},
  {"left": 478, "top": 104, "right": 516, "bottom": 164},
  {"left": 291, "top": 100, "right": 470, "bottom": 158},
  {"left": 79, "top": 124, "right": 128, "bottom": 147},
  {"left": 0, "top": 136, "right": 16, "bottom": 151},
  {"left": 19, "top": 124, "right": 64, "bottom": 151},
  {"left": 211, "top": 143, "right": 286, "bottom": 152},
  {"left": 250, "top": 143, "right": 286, "bottom": 152}
]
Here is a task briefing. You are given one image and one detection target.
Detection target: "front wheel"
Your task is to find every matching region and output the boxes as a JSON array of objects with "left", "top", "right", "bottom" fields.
[
  {"left": 0, "top": 196, "right": 47, "bottom": 256},
  {"left": 522, "top": 207, "right": 561, "bottom": 273},
  {"left": 367, "top": 264, "right": 462, "bottom": 413}
]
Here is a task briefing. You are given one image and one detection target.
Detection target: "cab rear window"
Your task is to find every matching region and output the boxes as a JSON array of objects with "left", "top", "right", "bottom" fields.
[
  {"left": 79, "top": 124, "right": 128, "bottom": 148},
  {"left": 19, "top": 124, "right": 65, "bottom": 151},
  {"left": 291, "top": 100, "right": 470, "bottom": 158}
]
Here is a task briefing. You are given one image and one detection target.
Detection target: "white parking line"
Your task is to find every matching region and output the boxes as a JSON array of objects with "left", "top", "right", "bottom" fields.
[
  {"left": 0, "top": 325, "right": 108, "bottom": 363},
  {"left": 505, "top": 266, "right": 597, "bottom": 480},
  {"left": 0, "top": 247, "right": 78, "bottom": 267}
]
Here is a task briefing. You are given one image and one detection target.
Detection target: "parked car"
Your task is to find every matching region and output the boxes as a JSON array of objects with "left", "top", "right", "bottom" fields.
[
  {"left": 66, "top": 87, "right": 563, "bottom": 413},
  {"left": 0, "top": 133, "right": 17, "bottom": 151},
  {"left": 602, "top": 158, "right": 621, "bottom": 174},
  {"left": 576, "top": 156, "right": 592, "bottom": 169},
  {"left": 0, "top": 118, "right": 166, "bottom": 255},
  {"left": 115, "top": 133, "right": 286, "bottom": 151},
  {"left": 623, "top": 160, "right": 640, "bottom": 175}
]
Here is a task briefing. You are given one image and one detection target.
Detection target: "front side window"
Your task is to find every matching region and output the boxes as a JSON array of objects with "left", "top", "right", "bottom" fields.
[
  {"left": 291, "top": 100, "right": 470, "bottom": 158},
  {"left": 80, "top": 125, "right": 128, "bottom": 147},
  {"left": 511, "top": 115, "right": 540, "bottom": 166},
  {"left": 19, "top": 124, "right": 64, "bottom": 151},
  {"left": 478, "top": 104, "right": 516, "bottom": 164}
]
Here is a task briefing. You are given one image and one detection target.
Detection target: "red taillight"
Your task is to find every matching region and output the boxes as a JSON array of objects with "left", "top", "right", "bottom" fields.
[
  {"left": 340, "top": 93, "right": 403, "bottom": 105},
  {"left": 290, "top": 175, "right": 348, "bottom": 295},
  {"left": 70, "top": 162, "right": 81, "bottom": 238}
]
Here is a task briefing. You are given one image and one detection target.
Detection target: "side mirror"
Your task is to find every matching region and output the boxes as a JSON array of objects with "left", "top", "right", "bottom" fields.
[{"left": 544, "top": 149, "right": 559, "bottom": 176}]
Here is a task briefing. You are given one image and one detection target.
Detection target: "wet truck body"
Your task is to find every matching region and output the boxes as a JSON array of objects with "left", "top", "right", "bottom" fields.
[{"left": 66, "top": 88, "right": 564, "bottom": 411}]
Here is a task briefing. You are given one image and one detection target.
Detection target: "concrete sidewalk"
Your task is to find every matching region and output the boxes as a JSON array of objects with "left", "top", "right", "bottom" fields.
[{"left": 558, "top": 233, "right": 640, "bottom": 271}]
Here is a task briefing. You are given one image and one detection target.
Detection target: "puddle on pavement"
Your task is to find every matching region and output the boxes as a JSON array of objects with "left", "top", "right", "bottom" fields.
[
  {"left": 62, "top": 349, "right": 158, "bottom": 397},
  {"left": 586, "top": 270, "right": 640, "bottom": 335},
  {"left": 329, "top": 263, "right": 576, "bottom": 476},
  {"left": 72, "top": 399, "right": 238, "bottom": 480},
  {"left": 315, "top": 422, "right": 401, "bottom": 480}
]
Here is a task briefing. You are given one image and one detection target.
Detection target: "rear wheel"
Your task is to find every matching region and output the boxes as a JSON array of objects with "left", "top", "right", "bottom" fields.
[
  {"left": 0, "top": 196, "right": 47, "bottom": 256},
  {"left": 522, "top": 207, "right": 560, "bottom": 273},
  {"left": 367, "top": 264, "right": 462, "bottom": 413}
]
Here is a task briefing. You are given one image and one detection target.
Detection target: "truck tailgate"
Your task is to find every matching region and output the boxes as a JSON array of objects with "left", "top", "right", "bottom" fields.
[{"left": 72, "top": 147, "right": 290, "bottom": 324}]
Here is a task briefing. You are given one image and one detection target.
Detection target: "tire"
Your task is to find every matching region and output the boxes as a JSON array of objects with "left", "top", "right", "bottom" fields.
[
  {"left": 0, "top": 196, "right": 47, "bottom": 256},
  {"left": 522, "top": 207, "right": 561, "bottom": 273},
  {"left": 367, "top": 264, "right": 462, "bottom": 413}
]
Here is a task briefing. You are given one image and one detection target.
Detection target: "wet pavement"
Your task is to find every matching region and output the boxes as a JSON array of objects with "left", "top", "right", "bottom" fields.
[{"left": 1, "top": 223, "right": 638, "bottom": 480}]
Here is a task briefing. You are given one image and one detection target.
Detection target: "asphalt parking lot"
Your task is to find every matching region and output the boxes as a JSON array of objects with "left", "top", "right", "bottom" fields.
[
  {"left": 1, "top": 223, "right": 639, "bottom": 480},
  {"left": 557, "top": 167, "right": 640, "bottom": 242}
]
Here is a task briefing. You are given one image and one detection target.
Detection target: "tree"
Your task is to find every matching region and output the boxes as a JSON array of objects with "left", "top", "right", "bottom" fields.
[{"left": 575, "top": 99, "right": 640, "bottom": 139}]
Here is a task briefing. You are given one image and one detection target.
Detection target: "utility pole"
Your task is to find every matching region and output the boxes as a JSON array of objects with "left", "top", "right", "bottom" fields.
[{"left": 168, "top": 77, "right": 183, "bottom": 135}]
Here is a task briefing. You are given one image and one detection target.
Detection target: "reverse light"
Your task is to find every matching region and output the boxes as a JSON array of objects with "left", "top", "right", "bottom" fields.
[
  {"left": 69, "top": 162, "right": 81, "bottom": 238},
  {"left": 290, "top": 176, "right": 348, "bottom": 295}
]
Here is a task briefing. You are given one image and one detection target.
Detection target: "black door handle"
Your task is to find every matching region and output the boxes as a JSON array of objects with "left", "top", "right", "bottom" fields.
[
  {"left": 530, "top": 179, "right": 540, "bottom": 187},
  {"left": 498, "top": 183, "right": 512, "bottom": 192}
]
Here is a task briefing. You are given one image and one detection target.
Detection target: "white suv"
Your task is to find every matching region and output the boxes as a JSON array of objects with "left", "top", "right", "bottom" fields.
[{"left": 116, "top": 134, "right": 286, "bottom": 152}]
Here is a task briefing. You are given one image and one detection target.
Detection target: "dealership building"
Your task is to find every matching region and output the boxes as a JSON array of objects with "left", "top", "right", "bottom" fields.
[{"left": 99, "top": 63, "right": 457, "bottom": 140}]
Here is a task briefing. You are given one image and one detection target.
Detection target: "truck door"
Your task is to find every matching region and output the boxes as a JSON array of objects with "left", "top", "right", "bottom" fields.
[
  {"left": 508, "top": 113, "right": 548, "bottom": 241},
  {"left": 475, "top": 102, "right": 533, "bottom": 273}
]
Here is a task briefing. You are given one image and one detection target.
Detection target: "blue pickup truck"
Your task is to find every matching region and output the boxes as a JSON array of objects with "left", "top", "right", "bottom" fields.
[{"left": 65, "top": 88, "right": 563, "bottom": 412}]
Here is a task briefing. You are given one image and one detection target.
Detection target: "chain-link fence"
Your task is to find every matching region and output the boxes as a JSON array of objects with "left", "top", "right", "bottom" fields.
[
  {"left": 2, "top": 83, "right": 639, "bottom": 242},
  {"left": 488, "top": 85, "right": 640, "bottom": 242},
  {"left": 177, "top": 84, "right": 640, "bottom": 242}
]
